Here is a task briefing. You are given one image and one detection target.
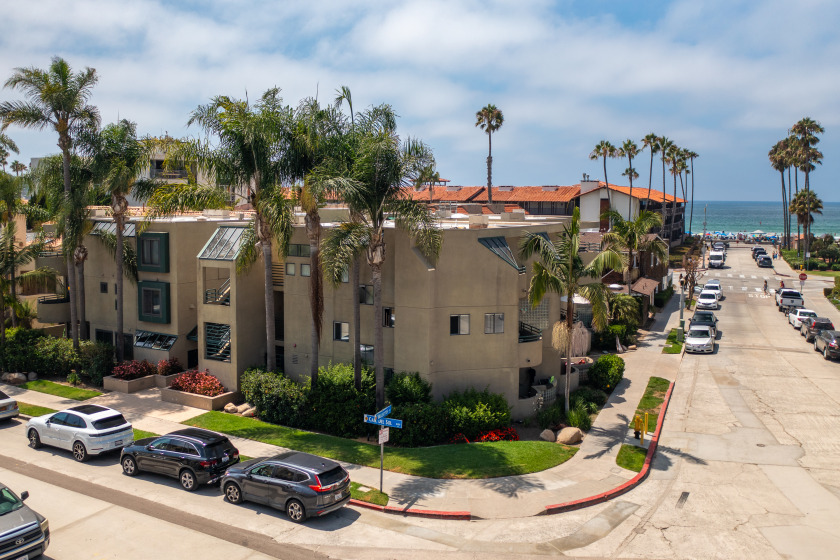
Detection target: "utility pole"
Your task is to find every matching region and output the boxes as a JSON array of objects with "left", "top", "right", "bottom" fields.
[{"left": 702, "top": 205, "right": 707, "bottom": 268}]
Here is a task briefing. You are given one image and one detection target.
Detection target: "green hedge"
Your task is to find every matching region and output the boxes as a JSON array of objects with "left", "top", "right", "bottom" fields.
[
  {"left": 240, "top": 368, "right": 309, "bottom": 427},
  {"left": 588, "top": 354, "right": 625, "bottom": 393},
  {"left": 307, "top": 363, "right": 376, "bottom": 438},
  {"left": 1, "top": 328, "right": 113, "bottom": 386}
]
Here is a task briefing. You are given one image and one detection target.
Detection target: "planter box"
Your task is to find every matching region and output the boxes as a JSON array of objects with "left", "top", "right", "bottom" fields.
[
  {"left": 154, "top": 373, "right": 180, "bottom": 388},
  {"left": 160, "top": 387, "right": 240, "bottom": 411},
  {"left": 103, "top": 374, "right": 157, "bottom": 393}
]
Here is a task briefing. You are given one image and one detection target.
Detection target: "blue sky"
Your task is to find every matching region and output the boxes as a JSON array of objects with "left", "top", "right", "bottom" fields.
[{"left": 1, "top": 0, "right": 838, "bottom": 201}]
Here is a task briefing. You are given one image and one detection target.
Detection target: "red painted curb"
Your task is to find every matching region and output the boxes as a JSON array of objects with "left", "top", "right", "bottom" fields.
[
  {"left": 541, "top": 380, "right": 675, "bottom": 515},
  {"left": 348, "top": 499, "right": 472, "bottom": 520}
]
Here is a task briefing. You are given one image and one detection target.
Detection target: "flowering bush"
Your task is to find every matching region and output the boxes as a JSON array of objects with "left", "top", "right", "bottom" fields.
[
  {"left": 111, "top": 360, "right": 156, "bottom": 381},
  {"left": 449, "top": 433, "right": 470, "bottom": 444},
  {"left": 157, "top": 357, "right": 184, "bottom": 376},
  {"left": 476, "top": 427, "right": 519, "bottom": 442},
  {"left": 170, "top": 369, "right": 226, "bottom": 397}
]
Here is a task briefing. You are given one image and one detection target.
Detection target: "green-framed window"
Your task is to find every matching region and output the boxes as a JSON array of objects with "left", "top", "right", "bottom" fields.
[
  {"left": 205, "top": 322, "right": 231, "bottom": 362},
  {"left": 138, "top": 281, "right": 170, "bottom": 323},
  {"left": 138, "top": 232, "right": 170, "bottom": 273}
]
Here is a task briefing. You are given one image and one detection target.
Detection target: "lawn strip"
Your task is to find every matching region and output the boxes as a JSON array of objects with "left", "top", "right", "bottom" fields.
[
  {"left": 615, "top": 444, "right": 646, "bottom": 472},
  {"left": 184, "top": 412, "right": 577, "bottom": 479},
  {"left": 20, "top": 379, "right": 102, "bottom": 401},
  {"left": 133, "top": 429, "right": 159, "bottom": 441},
  {"left": 350, "top": 482, "right": 389, "bottom": 506},
  {"left": 631, "top": 376, "right": 669, "bottom": 433},
  {"left": 662, "top": 329, "right": 683, "bottom": 354},
  {"left": 17, "top": 402, "right": 57, "bottom": 417}
]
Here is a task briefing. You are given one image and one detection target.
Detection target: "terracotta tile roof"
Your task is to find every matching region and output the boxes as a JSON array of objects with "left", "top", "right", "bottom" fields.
[
  {"left": 594, "top": 182, "right": 685, "bottom": 204},
  {"left": 631, "top": 277, "right": 660, "bottom": 296},
  {"left": 406, "top": 182, "right": 683, "bottom": 204},
  {"left": 471, "top": 186, "right": 580, "bottom": 203},
  {"left": 407, "top": 186, "right": 484, "bottom": 202}
]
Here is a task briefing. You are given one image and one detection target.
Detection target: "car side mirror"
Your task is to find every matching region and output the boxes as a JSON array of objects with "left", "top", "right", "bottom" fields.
[{"left": 20, "top": 491, "right": 29, "bottom": 501}]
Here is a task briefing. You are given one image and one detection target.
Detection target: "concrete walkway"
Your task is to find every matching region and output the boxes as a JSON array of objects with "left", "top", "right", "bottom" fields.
[{"left": 2, "top": 297, "right": 684, "bottom": 520}]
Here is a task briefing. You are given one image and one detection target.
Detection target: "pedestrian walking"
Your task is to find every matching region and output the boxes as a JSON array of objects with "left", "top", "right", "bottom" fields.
[
  {"left": 780, "top": 280, "right": 785, "bottom": 290},
  {"left": 763, "top": 280, "right": 768, "bottom": 294}
]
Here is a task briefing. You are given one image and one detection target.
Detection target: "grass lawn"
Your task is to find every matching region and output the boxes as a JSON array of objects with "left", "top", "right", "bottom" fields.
[
  {"left": 133, "top": 429, "right": 159, "bottom": 441},
  {"left": 17, "top": 402, "right": 56, "bottom": 417},
  {"left": 616, "top": 444, "right": 647, "bottom": 472},
  {"left": 20, "top": 380, "right": 101, "bottom": 401},
  {"left": 184, "top": 412, "right": 577, "bottom": 479},
  {"left": 662, "top": 329, "right": 683, "bottom": 354},
  {"left": 632, "top": 376, "right": 670, "bottom": 432},
  {"left": 781, "top": 249, "right": 838, "bottom": 276},
  {"left": 350, "top": 482, "right": 389, "bottom": 506}
]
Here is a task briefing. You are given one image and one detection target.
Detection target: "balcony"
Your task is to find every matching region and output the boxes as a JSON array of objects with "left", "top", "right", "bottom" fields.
[
  {"left": 37, "top": 293, "right": 71, "bottom": 324},
  {"left": 518, "top": 321, "right": 542, "bottom": 343},
  {"left": 518, "top": 321, "right": 543, "bottom": 369},
  {"left": 204, "top": 278, "right": 231, "bottom": 305},
  {"left": 150, "top": 167, "right": 189, "bottom": 180}
]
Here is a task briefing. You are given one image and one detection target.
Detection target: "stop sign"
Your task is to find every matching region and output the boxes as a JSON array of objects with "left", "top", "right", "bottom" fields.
[{"left": 799, "top": 273, "right": 807, "bottom": 281}]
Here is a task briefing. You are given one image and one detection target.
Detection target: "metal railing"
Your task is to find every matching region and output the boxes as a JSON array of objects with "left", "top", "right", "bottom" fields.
[
  {"left": 150, "top": 168, "right": 189, "bottom": 179},
  {"left": 38, "top": 293, "right": 70, "bottom": 304},
  {"left": 204, "top": 278, "right": 231, "bottom": 305},
  {"left": 518, "top": 321, "right": 542, "bottom": 343}
]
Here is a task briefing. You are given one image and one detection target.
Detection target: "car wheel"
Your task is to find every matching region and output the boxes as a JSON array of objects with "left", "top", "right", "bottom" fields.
[
  {"left": 121, "top": 455, "right": 138, "bottom": 476},
  {"left": 224, "top": 482, "right": 243, "bottom": 504},
  {"left": 286, "top": 499, "right": 306, "bottom": 523},
  {"left": 72, "top": 441, "right": 88, "bottom": 462},
  {"left": 825, "top": 348, "right": 831, "bottom": 361},
  {"left": 179, "top": 469, "right": 197, "bottom": 491},
  {"left": 815, "top": 340, "right": 819, "bottom": 351},
  {"left": 28, "top": 429, "right": 42, "bottom": 449}
]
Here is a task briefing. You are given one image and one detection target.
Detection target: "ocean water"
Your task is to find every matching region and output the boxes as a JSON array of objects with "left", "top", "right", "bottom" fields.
[{"left": 686, "top": 201, "right": 840, "bottom": 237}]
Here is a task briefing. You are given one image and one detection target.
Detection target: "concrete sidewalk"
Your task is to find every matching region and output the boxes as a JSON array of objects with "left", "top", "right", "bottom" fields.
[{"left": 2, "top": 298, "right": 683, "bottom": 520}]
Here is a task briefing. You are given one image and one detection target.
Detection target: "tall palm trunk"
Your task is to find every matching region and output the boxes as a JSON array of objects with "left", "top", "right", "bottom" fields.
[
  {"left": 795, "top": 170, "right": 800, "bottom": 256},
  {"left": 305, "top": 210, "right": 323, "bottom": 384},
  {"left": 627, "top": 155, "right": 634, "bottom": 219},
  {"left": 60, "top": 135, "right": 79, "bottom": 349},
  {"left": 669, "top": 172, "right": 677, "bottom": 245},
  {"left": 660, "top": 154, "right": 667, "bottom": 236},
  {"left": 564, "top": 289, "right": 574, "bottom": 414},
  {"left": 602, "top": 156, "right": 611, "bottom": 208},
  {"left": 9, "top": 264, "right": 16, "bottom": 328},
  {"left": 368, "top": 233, "right": 386, "bottom": 409},
  {"left": 75, "top": 253, "right": 86, "bottom": 340},
  {"left": 779, "top": 171, "right": 787, "bottom": 253},
  {"left": 262, "top": 240, "right": 276, "bottom": 372},
  {"left": 486, "top": 132, "right": 493, "bottom": 206},
  {"left": 114, "top": 205, "right": 125, "bottom": 362},
  {"left": 689, "top": 158, "right": 696, "bottom": 236},
  {"left": 805, "top": 170, "right": 811, "bottom": 269},
  {"left": 646, "top": 152, "right": 654, "bottom": 209},
  {"left": 352, "top": 256, "right": 361, "bottom": 390}
]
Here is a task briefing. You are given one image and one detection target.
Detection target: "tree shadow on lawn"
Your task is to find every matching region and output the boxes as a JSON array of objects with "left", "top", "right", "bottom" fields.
[{"left": 581, "top": 413, "right": 630, "bottom": 460}]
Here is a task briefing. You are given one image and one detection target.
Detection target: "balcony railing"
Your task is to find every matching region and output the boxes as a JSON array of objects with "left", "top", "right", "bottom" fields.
[
  {"left": 150, "top": 168, "right": 189, "bottom": 179},
  {"left": 38, "top": 293, "right": 70, "bottom": 304},
  {"left": 204, "top": 279, "right": 231, "bottom": 305},
  {"left": 519, "top": 321, "right": 542, "bottom": 343}
]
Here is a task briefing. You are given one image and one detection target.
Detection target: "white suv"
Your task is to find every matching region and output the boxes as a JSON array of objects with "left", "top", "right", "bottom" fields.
[{"left": 26, "top": 404, "right": 133, "bottom": 462}]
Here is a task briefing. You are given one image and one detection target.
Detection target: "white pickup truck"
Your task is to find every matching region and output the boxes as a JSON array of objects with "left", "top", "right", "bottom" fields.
[{"left": 776, "top": 289, "right": 804, "bottom": 312}]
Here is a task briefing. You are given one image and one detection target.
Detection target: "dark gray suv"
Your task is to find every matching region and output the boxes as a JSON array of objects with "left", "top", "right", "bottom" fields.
[
  {"left": 220, "top": 451, "right": 351, "bottom": 523},
  {"left": 0, "top": 484, "right": 49, "bottom": 559}
]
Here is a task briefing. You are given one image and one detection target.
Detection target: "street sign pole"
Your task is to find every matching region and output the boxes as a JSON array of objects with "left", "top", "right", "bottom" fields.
[
  {"left": 364, "top": 409, "right": 401, "bottom": 495},
  {"left": 380, "top": 440, "right": 384, "bottom": 493}
]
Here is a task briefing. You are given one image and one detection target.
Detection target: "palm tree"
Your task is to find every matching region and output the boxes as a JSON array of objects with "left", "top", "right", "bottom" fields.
[
  {"left": 657, "top": 137, "right": 673, "bottom": 231},
  {"left": 81, "top": 119, "right": 163, "bottom": 360},
  {"left": 10, "top": 161, "right": 26, "bottom": 176},
  {"left": 618, "top": 139, "right": 640, "bottom": 219},
  {"left": 684, "top": 150, "right": 698, "bottom": 235},
  {"left": 520, "top": 207, "right": 624, "bottom": 413},
  {"left": 322, "top": 104, "right": 442, "bottom": 409},
  {"left": 163, "top": 88, "right": 293, "bottom": 373},
  {"left": 475, "top": 104, "right": 503, "bottom": 206},
  {"left": 589, "top": 140, "right": 617, "bottom": 209},
  {"left": 0, "top": 57, "right": 100, "bottom": 348},
  {"left": 789, "top": 190, "right": 823, "bottom": 257},
  {"left": 281, "top": 96, "right": 354, "bottom": 384},
  {"left": 790, "top": 118, "right": 824, "bottom": 268},
  {"left": 608, "top": 292, "right": 640, "bottom": 329},
  {"left": 601, "top": 209, "right": 666, "bottom": 293},
  {"left": 769, "top": 142, "right": 789, "bottom": 251},
  {"left": 641, "top": 134, "right": 660, "bottom": 211}
]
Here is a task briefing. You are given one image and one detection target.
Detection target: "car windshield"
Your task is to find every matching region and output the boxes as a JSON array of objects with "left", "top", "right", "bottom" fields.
[
  {"left": 92, "top": 414, "right": 129, "bottom": 430},
  {"left": 694, "top": 312, "right": 713, "bottom": 321},
  {"left": 802, "top": 312, "right": 817, "bottom": 318},
  {"left": 205, "top": 439, "right": 237, "bottom": 459},
  {"left": 688, "top": 329, "right": 710, "bottom": 339},
  {"left": 319, "top": 466, "right": 348, "bottom": 486},
  {"left": 0, "top": 488, "right": 23, "bottom": 515},
  {"left": 700, "top": 294, "right": 715, "bottom": 300}
]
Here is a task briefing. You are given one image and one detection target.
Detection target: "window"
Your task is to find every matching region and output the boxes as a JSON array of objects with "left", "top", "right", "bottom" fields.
[
  {"left": 100, "top": 282, "right": 108, "bottom": 294},
  {"left": 359, "top": 285, "right": 373, "bottom": 305},
  {"left": 137, "top": 232, "right": 169, "bottom": 273},
  {"left": 360, "top": 344, "right": 374, "bottom": 364},
  {"left": 341, "top": 268, "right": 349, "bottom": 283},
  {"left": 138, "top": 282, "right": 170, "bottom": 323},
  {"left": 450, "top": 314, "right": 469, "bottom": 335},
  {"left": 485, "top": 313, "right": 504, "bottom": 334},
  {"left": 65, "top": 414, "right": 86, "bottom": 428},
  {"left": 287, "top": 244, "right": 311, "bottom": 257},
  {"left": 383, "top": 308, "right": 395, "bottom": 328},
  {"left": 286, "top": 263, "right": 296, "bottom": 276},
  {"left": 205, "top": 322, "right": 231, "bottom": 362},
  {"left": 252, "top": 464, "right": 274, "bottom": 477},
  {"left": 333, "top": 322, "right": 349, "bottom": 342},
  {"left": 134, "top": 330, "right": 178, "bottom": 351},
  {"left": 301, "top": 263, "right": 311, "bottom": 277},
  {"left": 95, "top": 329, "right": 113, "bottom": 345}
]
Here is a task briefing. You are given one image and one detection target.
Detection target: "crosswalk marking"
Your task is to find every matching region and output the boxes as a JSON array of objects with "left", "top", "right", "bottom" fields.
[
  {"left": 751, "top": 275, "right": 757, "bottom": 279},
  {"left": 739, "top": 274, "right": 745, "bottom": 278},
  {"left": 727, "top": 274, "right": 733, "bottom": 277}
]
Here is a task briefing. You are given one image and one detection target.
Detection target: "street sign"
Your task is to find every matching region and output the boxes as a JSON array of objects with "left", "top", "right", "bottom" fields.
[
  {"left": 374, "top": 405, "right": 392, "bottom": 420},
  {"left": 799, "top": 273, "right": 807, "bottom": 281},
  {"left": 363, "top": 414, "right": 403, "bottom": 429},
  {"left": 379, "top": 428, "right": 389, "bottom": 444}
]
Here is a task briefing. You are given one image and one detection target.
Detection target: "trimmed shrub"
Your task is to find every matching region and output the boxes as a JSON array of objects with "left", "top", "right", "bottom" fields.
[
  {"left": 241, "top": 368, "right": 308, "bottom": 427},
  {"left": 170, "top": 369, "right": 226, "bottom": 397},
  {"left": 79, "top": 342, "right": 114, "bottom": 387},
  {"left": 33, "top": 336, "right": 80, "bottom": 378},
  {"left": 537, "top": 401, "right": 565, "bottom": 429},
  {"left": 0, "top": 328, "right": 47, "bottom": 373},
  {"left": 386, "top": 372, "right": 432, "bottom": 405},
  {"left": 111, "top": 360, "right": 156, "bottom": 381},
  {"left": 443, "top": 388, "right": 511, "bottom": 440},
  {"left": 157, "top": 357, "right": 184, "bottom": 376},
  {"left": 594, "top": 324, "right": 635, "bottom": 351},
  {"left": 571, "top": 386, "right": 609, "bottom": 407},
  {"left": 818, "top": 262, "right": 829, "bottom": 271},
  {"left": 588, "top": 354, "right": 625, "bottom": 393},
  {"left": 307, "top": 363, "right": 375, "bottom": 438},
  {"left": 566, "top": 403, "right": 592, "bottom": 431},
  {"left": 653, "top": 286, "right": 674, "bottom": 308},
  {"left": 389, "top": 402, "right": 449, "bottom": 447},
  {"left": 832, "top": 264, "right": 840, "bottom": 271}
]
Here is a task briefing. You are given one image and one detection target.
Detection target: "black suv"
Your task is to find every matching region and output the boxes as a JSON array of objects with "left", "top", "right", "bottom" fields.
[
  {"left": 814, "top": 330, "right": 840, "bottom": 360},
  {"left": 220, "top": 451, "right": 351, "bottom": 523},
  {"left": 800, "top": 317, "right": 834, "bottom": 342},
  {"left": 120, "top": 428, "right": 239, "bottom": 491}
]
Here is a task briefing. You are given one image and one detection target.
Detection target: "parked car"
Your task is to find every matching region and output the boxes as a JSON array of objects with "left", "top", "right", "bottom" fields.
[
  {"left": 702, "top": 283, "right": 723, "bottom": 300},
  {"left": 757, "top": 255, "right": 773, "bottom": 268},
  {"left": 221, "top": 451, "right": 351, "bottom": 523},
  {"left": 709, "top": 251, "right": 725, "bottom": 268},
  {"left": 776, "top": 289, "right": 804, "bottom": 312},
  {"left": 685, "top": 325, "right": 715, "bottom": 354},
  {"left": 814, "top": 330, "right": 840, "bottom": 360},
  {"left": 120, "top": 428, "right": 240, "bottom": 491},
  {"left": 800, "top": 317, "right": 834, "bottom": 342},
  {"left": 0, "top": 484, "right": 49, "bottom": 559},
  {"left": 788, "top": 308, "right": 817, "bottom": 329},
  {"left": 697, "top": 291, "right": 719, "bottom": 310},
  {"left": 26, "top": 404, "right": 133, "bottom": 462},
  {"left": 753, "top": 247, "right": 767, "bottom": 259},
  {"left": 712, "top": 241, "right": 726, "bottom": 253},
  {"left": 689, "top": 310, "right": 719, "bottom": 338},
  {"left": 0, "top": 389, "right": 19, "bottom": 421}
]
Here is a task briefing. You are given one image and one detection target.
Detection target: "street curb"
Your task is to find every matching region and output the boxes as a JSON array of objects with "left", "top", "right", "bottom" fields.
[
  {"left": 348, "top": 499, "right": 472, "bottom": 520},
  {"left": 540, "top": 380, "right": 675, "bottom": 516}
]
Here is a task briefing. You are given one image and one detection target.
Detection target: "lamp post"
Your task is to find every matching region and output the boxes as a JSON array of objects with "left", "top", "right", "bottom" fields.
[{"left": 678, "top": 277, "right": 685, "bottom": 342}]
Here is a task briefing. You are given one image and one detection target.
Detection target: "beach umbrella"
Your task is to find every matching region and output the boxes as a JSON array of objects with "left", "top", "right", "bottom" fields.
[{"left": 751, "top": 229, "right": 765, "bottom": 235}]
